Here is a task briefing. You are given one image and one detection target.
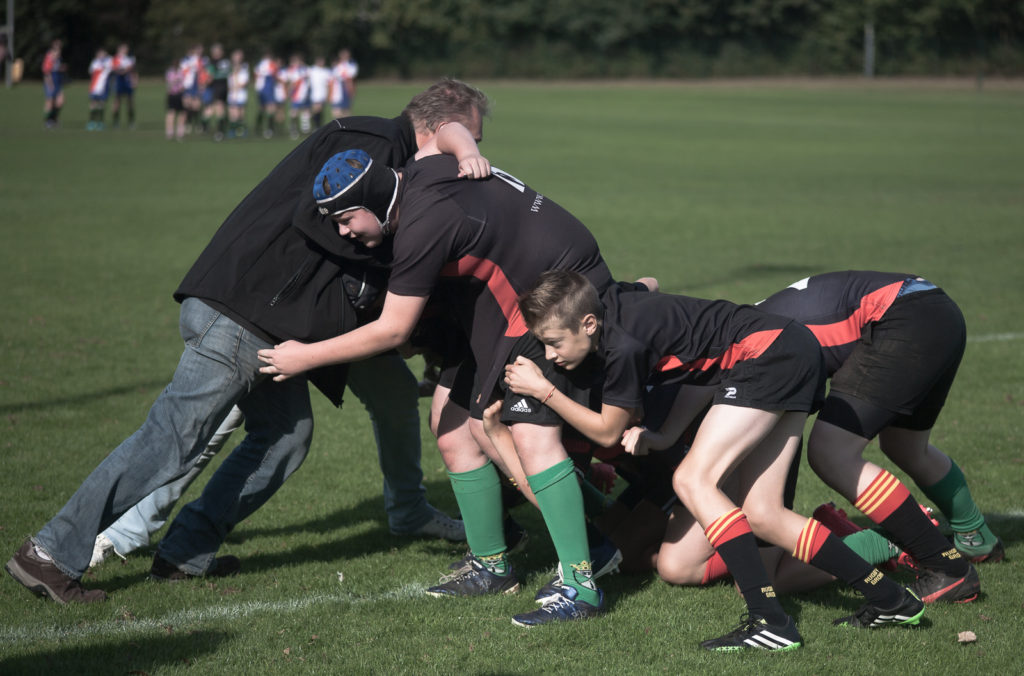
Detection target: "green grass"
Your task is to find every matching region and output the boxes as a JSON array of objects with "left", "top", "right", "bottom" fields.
[{"left": 1, "top": 78, "right": 1023, "bottom": 674}]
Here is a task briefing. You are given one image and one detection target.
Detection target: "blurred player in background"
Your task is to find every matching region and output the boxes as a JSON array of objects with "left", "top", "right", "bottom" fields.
[
  {"left": 42, "top": 39, "right": 66, "bottom": 129},
  {"left": 87, "top": 48, "right": 113, "bottom": 131},
  {"left": 308, "top": 55, "right": 331, "bottom": 129},
  {"left": 204, "top": 43, "right": 230, "bottom": 141},
  {"left": 227, "top": 49, "right": 250, "bottom": 138},
  {"left": 180, "top": 44, "right": 204, "bottom": 133},
  {"left": 110, "top": 42, "right": 137, "bottom": 130},
  {"left": 330, "top": 48, "right": 358, "bottom": 118},
  {"left": 283, "top": 53, "right": 310, "bottom": 138},
  {"left": 253, "top": 50, "right": 282, "bottom": 138}
]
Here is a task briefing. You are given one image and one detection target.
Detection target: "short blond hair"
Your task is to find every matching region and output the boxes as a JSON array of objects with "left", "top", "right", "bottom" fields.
[{"left": 402, "top": 77, "right": 490, "bottom": 134}]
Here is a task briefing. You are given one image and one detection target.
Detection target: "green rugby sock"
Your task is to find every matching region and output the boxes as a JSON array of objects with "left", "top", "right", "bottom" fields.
[
  {"left": 528, "top": 459, "right": 600, "bottom": 606},
  {"left": 477, "top": 552, "right": 509, "bottom": 575},
  {"left": 580, "top": 474, "right": 611, "bottom": 519},
  {"left": 919, "top": 461, "right": 985, "bottom": 533},
  {"left": 842, "top": 529, "right": 901, "bottom": 566},
  {"left": 448, "top": 462, "right": 506, "bottom": 561}
]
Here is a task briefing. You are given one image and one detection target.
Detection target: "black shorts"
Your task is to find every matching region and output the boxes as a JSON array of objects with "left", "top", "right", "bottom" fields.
[
  {"left": 822, "top": 288, "right": 965, "bottom": 434},
  {"left": 484, "top": 333, "right": 603, "bottom": 425},
  {"left": 167, "top": 93, "right": 185, "bottom": 112},
  {"left": 210, "top": 79, "right": 228, "bottom": 103},
  {"left": 444, "top": 357, "right": 477, "bottom": 412},
  {"left": 712, "top": 321, "right": 825, "bottom": 413}
]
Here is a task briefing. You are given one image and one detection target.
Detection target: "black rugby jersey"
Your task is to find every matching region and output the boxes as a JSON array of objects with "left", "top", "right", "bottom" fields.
[
  {"left": 756, "top": 270, "right": 917, "bottom": 376},
  {"left": 599, "top": 287, "right": 793, "bottom": 410},
  {"left": 389, "top": 154, "right": 613, "bottom": 396}
]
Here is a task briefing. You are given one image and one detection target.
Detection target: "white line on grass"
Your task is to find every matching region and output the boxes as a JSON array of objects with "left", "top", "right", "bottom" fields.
[
  {"left": 0, "top": 582, "right": 428, "bottom": 646},
  {"left": 968, "top": 332, "right": 1024, "bottom": 343},
  {"left": 5, "top": 506, "right": 1022, "bottom": 646}
]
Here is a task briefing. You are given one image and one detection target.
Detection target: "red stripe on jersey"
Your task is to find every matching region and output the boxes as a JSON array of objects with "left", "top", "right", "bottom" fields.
[
  {"left": 793, "top": 518, "right": 832, "bottom": 564},
  {"left": 704, "top": 508, "right": 751, "bottom": 548},
  {"left": 654, "top": 328, "right": 783, "bottom": 374},
  {"left": 440, "top": 256, "right": 527, "bottom": 337},
  {"left": 854, "top": 470, "right": 911, "bottom": 523},
  {"left": 806, "top": 280, "right": 903, "bottom": 348}
]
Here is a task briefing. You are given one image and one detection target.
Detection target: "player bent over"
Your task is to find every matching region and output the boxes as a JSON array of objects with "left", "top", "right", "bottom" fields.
[
  {"left": 258, "top": 152, "right": 622, "bottom": 627},
  {"left": 609, "top": 384, "right": 903, "bottom": 591},
  {"left": 756, "top": 270, "right": 991, "bottom": 599},
  {"left": 5, "top": 80, "right": 490, "bottom": 603},
  {"left": 506, "top": 271, "right": 925, "bottom": 651}
]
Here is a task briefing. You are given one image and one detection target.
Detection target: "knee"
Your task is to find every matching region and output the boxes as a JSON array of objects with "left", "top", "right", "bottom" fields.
[
  {"left": 657, "top": 554, "right": 705, "bottom": 587},
  {"left": 742, "top": 502, "right": 775, "bottom": 536},
  {"left": 672, "top": 470, "right": 702, "bottom": 509}
]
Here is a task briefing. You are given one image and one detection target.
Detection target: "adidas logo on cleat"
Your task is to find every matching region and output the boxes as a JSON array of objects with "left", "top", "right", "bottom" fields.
[{"left": 509, "top": 398, "right": 533, "bottom": 414}]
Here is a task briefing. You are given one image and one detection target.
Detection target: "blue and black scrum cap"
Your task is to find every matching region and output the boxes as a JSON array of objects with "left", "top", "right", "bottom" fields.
[{"left": 313, "top": 149, "right": 400, "bottom": 234}]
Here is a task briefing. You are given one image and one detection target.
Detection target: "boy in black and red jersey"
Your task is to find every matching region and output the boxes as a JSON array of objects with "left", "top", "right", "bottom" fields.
[
  {"left": 505, "top": 270, "right": 926, "bottom": 651},
  {"left": 258, "top": 149, "right": 630, "bottom": 626},
  {"left": 756, "top": 270, "right": 991, "bottom": 600}
]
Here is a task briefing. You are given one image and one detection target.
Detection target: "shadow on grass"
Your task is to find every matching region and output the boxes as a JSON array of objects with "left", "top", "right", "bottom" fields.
[
  {"left": 91, "top": 480, "right": 465, "bottom": 592},
  {"left": 0, "top": 629, "right": 231, "bottom": 675},
  {"left": 0, "top": 379, "right": 169, "bottom": 416}
]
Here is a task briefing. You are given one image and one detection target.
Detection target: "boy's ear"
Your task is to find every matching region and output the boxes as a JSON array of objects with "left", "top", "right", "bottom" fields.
[{"left": 581, "top": 314, "right": 599, "bottom": 336}]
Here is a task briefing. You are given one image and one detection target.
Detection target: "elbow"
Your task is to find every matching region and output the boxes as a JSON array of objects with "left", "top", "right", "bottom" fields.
[
  {"left": 382, "top": 328, "right": 411, "bottom": 351},
  {"left": 593, "top": 429, "right": 624, "bottom": 449}
]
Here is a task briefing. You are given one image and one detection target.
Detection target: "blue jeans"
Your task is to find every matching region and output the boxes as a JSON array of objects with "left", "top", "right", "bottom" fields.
[
  {"left": 156, "top": 351, "right": 432, "bottom": 573},
  {"left": 34, "top": 298, "right": 306, "bottom": 578},
  {"left": 102, "top": 352, "right": 431, "bottom": 556},
  {"left": 102, "top": 406, "right": 245, "bottom": 555}
]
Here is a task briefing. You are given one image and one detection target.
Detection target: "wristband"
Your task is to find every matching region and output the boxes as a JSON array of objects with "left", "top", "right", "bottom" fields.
[{"left": 541, "top": 385, "right": 557, "bottom": 405}]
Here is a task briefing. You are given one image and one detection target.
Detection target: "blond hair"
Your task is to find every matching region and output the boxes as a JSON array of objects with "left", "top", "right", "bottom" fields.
[{"left": 402, "top": 77, "right": 490, "bottom": 134}]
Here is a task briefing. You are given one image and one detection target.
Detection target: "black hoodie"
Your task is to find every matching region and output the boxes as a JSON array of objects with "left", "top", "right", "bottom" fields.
[{"left": 174, "top": 115, "right": 417, "bottom": 405}]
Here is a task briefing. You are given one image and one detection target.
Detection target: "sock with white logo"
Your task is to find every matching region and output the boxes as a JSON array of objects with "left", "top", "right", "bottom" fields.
[{"left": 527, "top": 459, "right": 600, "bottom": 607}]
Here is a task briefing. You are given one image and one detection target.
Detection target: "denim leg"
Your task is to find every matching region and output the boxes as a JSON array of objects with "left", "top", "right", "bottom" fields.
[
  {"left": 102, "top": 406, "right": 246, "bottom": 555},
  {"left": 157, "top": 376, "right": 313, "bottom": 574},
  {"left": 346, "top": 353, "right": 430, "bottom": 532},
  {"left": 34, "top": 299, "right": 267, "bottom": 578}
]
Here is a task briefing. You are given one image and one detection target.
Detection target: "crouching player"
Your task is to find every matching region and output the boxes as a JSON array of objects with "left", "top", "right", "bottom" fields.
[
  {"left": 756, "top": 270, "right": 990, "bottom": 601},
  {"left": 612, "top": 383, "right": 903, "bottom": 591},
  {"left": 506, "top": 271, "right": 925, "bottom": 651}
]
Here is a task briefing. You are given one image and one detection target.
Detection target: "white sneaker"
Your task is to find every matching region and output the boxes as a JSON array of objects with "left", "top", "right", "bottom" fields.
[
  {"left": 89, "top": 534, "right": 125, "bottom": 568},
  {"left": 392, "top": 507, "right": 466, "bottom": 542}
]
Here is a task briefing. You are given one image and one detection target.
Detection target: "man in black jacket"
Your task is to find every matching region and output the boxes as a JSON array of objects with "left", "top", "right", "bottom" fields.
[{"left": 5, "top": 79, "right": 491, "bottom": 604}]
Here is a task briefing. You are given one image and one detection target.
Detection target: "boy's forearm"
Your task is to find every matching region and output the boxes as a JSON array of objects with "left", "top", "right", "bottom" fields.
[{"left": 545, "top": 390, "right": 628, "bottom": 448}]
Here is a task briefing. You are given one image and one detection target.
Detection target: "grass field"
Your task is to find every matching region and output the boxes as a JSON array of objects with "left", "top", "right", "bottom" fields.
[{"left": 1, "top": 78, "right": 1022, "bottom": 674}]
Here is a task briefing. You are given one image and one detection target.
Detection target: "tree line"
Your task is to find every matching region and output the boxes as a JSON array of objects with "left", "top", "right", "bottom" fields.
[{"left": 14, "top": 0, "right": 1024, "bottom": 80}]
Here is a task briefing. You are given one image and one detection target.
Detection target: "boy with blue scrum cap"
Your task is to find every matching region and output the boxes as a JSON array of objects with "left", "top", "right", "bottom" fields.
[{"left": 259, "top": 148, "right": 635, "bottom": 626}]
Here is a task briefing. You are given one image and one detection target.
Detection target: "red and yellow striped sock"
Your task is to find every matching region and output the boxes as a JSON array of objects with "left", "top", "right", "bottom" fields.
[
  {"left": 856, "top": 470, "right": 967, "bottom": 575},
  {"left": 705, "top": 508, "right": 786, "bottom": 623}
]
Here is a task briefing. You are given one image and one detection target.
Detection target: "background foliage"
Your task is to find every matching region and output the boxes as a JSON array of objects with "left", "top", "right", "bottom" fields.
[{"left": 8, "top": 0, "right": 1024, "bottom": 81}]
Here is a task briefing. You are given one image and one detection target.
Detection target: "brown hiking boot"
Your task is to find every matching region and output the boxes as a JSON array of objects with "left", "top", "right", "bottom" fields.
[
  {"left": 149, "top": 553, "right": 241, "bottom": 581},
  {"left": 5, "top": 538, "right": 108, "bottom": 604}
]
